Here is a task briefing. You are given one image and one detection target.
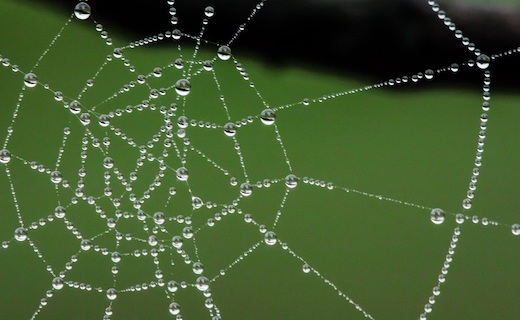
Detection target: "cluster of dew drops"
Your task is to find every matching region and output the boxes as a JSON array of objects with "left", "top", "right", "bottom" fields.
[{"left": 2, "top": 1, "right": 520, "bottom": 320}]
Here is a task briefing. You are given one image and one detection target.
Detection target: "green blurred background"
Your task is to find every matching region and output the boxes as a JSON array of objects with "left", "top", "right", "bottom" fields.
[{"left": 0, "top": 0, "right": 519, "bottom": 319}]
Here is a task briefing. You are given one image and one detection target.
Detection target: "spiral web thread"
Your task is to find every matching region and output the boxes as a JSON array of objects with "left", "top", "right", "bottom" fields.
[{"left": 0, "top": 0, "right": 519, "bottom": 319}]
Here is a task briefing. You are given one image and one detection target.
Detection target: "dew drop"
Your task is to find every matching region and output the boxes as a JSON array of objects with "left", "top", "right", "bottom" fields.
[
  {"left": 302, "top": 264, "right": 311, "bottom": 273},
  {"left": 455, "top": 213, "right": 465, "bottom": 224},
  {"left": 167, "top": 280, "right": 178, "bottom": 292},
  {"left": 176, "top": 167, "right": 189, "bottom": 181},
  {"left": 192, "top": 262, "right": 204, "bottom": 274},
  {"left": 430, "top": 208, "right": 445, "bottom": 225},
  {"left": 285, "top": 174, "right": 298, "bottom": 188},
  {"left": 512, "top": 224, "right": 520, "bottom": 236},
  {"left": 425, "top": 69, "right": 435, "bottom": 80},
  {"left": 14, "top": 227, "right": 28, "bottom": 241},
  {"left": 169, "top": 302, "right": 181, "bottom": 315},
  {"left": 476, "top": 54, "right": 490, "bottom": 70},
  {"left": 55, "top": 206, "right": 66, "bottom": 219},
  {"left": 24, "top": 73, "right": 38, "bottom": 87},
  {"left": 106, "top": 288, "right": 117, "bottom": 300},
  {"left": 223, "top": 122, "right": 237, "bottom": 137},
  {"left": 204, "top": 6, "right": 215, "bottom": 17},
  {"left": 0, "top": 149, "right": 12, "bottom": 164},
  {"left": 217, "top": 46, "right": 231, "bottom": 61},
  {"left": 260, "top": 109, "right": 276, "bottom": 125},
  {"left": 240, "top": 182, "right": 253, "bottom": 197},
  {"left": 98, "top": 114, "right": 110, "bottom": 127},
  {"left": 52, "top": 277, "right": 64, "bottom": 290},
  {"left": 264, "top": 231, "right": 277, "bottom": 245},
  {"left": 172, "top": 236, "right": 183, "bottom": 249},
  {"left": 153, "top": 212, "right": 165, "bottom": 225},
  {"left": 196, "top": 276, "right": 209, "bottom": 291},
  {"left": 175, "top": 79, "right": 191, "bottom": 96},
  {"left": 74, "top": 2, "right": 91, "bottom": 20},
  {"left": 80, "top": 113, "right": 91, "bottom": 125},
  {"left": 203, "top": 60, "right": 213, "bottom": 71},
  {"left": 192, "top": 197, "right": 203, "bottom": 209}
]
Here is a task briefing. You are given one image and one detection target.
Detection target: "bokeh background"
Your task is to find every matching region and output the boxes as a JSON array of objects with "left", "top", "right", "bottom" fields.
[{"left": 0, "top": 0, "right": 519, "bottom": 319}]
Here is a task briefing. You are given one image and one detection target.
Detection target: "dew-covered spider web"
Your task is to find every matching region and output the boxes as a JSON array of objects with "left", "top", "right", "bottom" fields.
[{"left": 0, "top": 0, "right": 519, "bottom": 319}]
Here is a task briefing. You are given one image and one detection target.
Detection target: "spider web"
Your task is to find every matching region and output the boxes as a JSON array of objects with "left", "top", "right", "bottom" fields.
[{"left": 0, "top": 0, "right": 519, "bottom": 319}]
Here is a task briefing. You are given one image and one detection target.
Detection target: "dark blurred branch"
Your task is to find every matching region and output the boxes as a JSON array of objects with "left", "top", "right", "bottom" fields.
[{"left": 31, "top": 0, "right": 520, "bottom": 89}]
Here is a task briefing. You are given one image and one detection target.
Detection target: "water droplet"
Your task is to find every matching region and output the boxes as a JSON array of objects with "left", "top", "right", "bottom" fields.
[
  {"left": 196, "top": 276, "right": 209, "bottom": 291},
  {"left": 69, "top": 100, "right": 82, "bottom": 114},
  {"left": 183, "top": 226, "right": 193, "bottom": 239},
  {"left": 176, "top": 167, "right": 189, "bottom": 181},
  {"left": 285, "top": 174, "right": 298, "bottom": 188},
  {"left": 192, "top": 197, "right": 203, "bottom": 209},
  {"left": 52, "top": 277, "right": 64, "bottom": 290},
  {"left": 476, "top": 54, "right": 490, "bottom": 70},
  {"left": 169, "top": 302, "right": 181, "bottom": 315},
  {"left": 80, "top": 113, "right": 91, "bottom": 125},
  {"left": 14, "top": 227, "right": 28, "bottom": 241},
  {"left": 74, "top": 2, "right": 91, "bottom": 20},
  {"left": 98, "top": 114, "right": 110, "bottom": 127},
  {"left": 264, "top": 231, "right": 277, "bottom": 245},
  {"left": 106, "top": 288, "right": 117, "bottom": 300},
  {"left": 103, "top": 157, "right": 114, "bottom": 169},
  {"left": 167, "top": 280, "right": 178, "bottom": 292},
  {"left": 172, "top": 236, "right": 183, "bottom": 249},
  {"left": 302, "top": 264, "right": 311, "bottom": 273},
  {"left": 223, "top": 122, "right": 237, "bottom": 137},
  {"left": 512, "top": 224, "right": 520, "bottom": 236},
  {"left": 80, "top": 239, "right": 91, "bottom": 250},
  {"left": 24, "top": 73, "right": 38, "bottom": 87},
  {"left": 240, "top": 182, "right": 253, "bottom": 197},
  {"left": 217, "top": 46, "right": 231, "bottom": 61},
  {"left": 462, "top": 198, "right": 472, "bottom": 210},
  {"left": 192, "top": 262, "right": 204, "bottom": 274},
  {"left": 430, "top": 208, "right": 445, "bottom": 225},
  {"left": 175, "top": 79, "right": 191, "bottom": 96},
  {"left": 153, "top": 212, "right": 165, "bottom": 225},
  {"left": 55, "top": 206, "right": 66, "bottom": 218},
  {"left": 260, "top": 109, "right": 276, "bottom": 125},
  {"left": 0, "top": 149, "right": 12, "bottom": 164},
  {"left": 203, "top": 60, "right": 213, "bottom": 71},
  {"left": 174, "top": 58, "right": 183, "bottom": 69},
  {"left": 425, "top": 69, "right": 434, "bottom": 80},
  {"left": 204, "top": 6, "right": 215, "bottom": 17},
  {"left": 455, "top": 213, "right": 465, "bottom": 224}
]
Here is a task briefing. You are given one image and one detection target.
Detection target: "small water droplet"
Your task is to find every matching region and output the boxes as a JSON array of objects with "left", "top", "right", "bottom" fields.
[
  {"left": 169, "top": 302, "right": 181, "bottom": 315},
  {"left": 176, "top": 167, "right": 189, "bottom": 181},
  {"left": 106, "top": 288, "right": 117, "bottom": 300},
  {"left": 204, "top": 6, "right": 215, "bottom": 17},
  {"left": 512, "top": 224, "right": 520, "bottom": 236}
]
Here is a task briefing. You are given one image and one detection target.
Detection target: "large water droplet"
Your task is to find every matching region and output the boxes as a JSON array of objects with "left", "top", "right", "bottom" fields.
[
  {"left": 55, "top": 206, "right": 66, "bottom": 219},
  {"left": 217, "top": 46, "right": 231, "bottom": 61},
  {"left": 430, "top": 208, "right": 445, "bottom": 225},
  {"left": 285, "top": 174, "right": 298, "bottom": 188},
  {"left": 476, "top": 54, "right": 490, "bottom": 70},
  {"left": 196, "top": 276, "right": 210, "bottom": 291},
  {"left": 52, "top": 277, "right": 64, "bottom": 290},
  {"left": 24, "top": 73, "right": 38, "bottom": 88},
  {"left": 204, "top": 6, "right": 215, "bottom": 17},
  {"left": 74, "top": 2, "right": 91, "bottom": 20},
  {"left": 106, "top": 288, "right": 117, "bottom": 300},
  {"left": 176, "top": 167, "right": 189, "bottom": 181},
  {"left": 0, "top": 149, "right": 12, "bottom": 164},
  {"left": 223, "top": 122, "right": 237, "bottom": 137},
  {"left": 14, "top": 227, "right": 28, "bottom": 241},
  {"left": 175, "top": 79, "right": 191, "bottom": 96},
  {"left": 240, "top": 182, "right": 253, "bottom": 197},
  {"left": 264, "top": 231, "right": 277, "bottom": 245},
  {"left": 512, "top": 224, "right": 520, "bottom": 236},
  {"left": 169, "top": 302, "right": 181, "bottom": 315},
  {"left": 260, "top": 109, "right": 276, "bottom": 125}
]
